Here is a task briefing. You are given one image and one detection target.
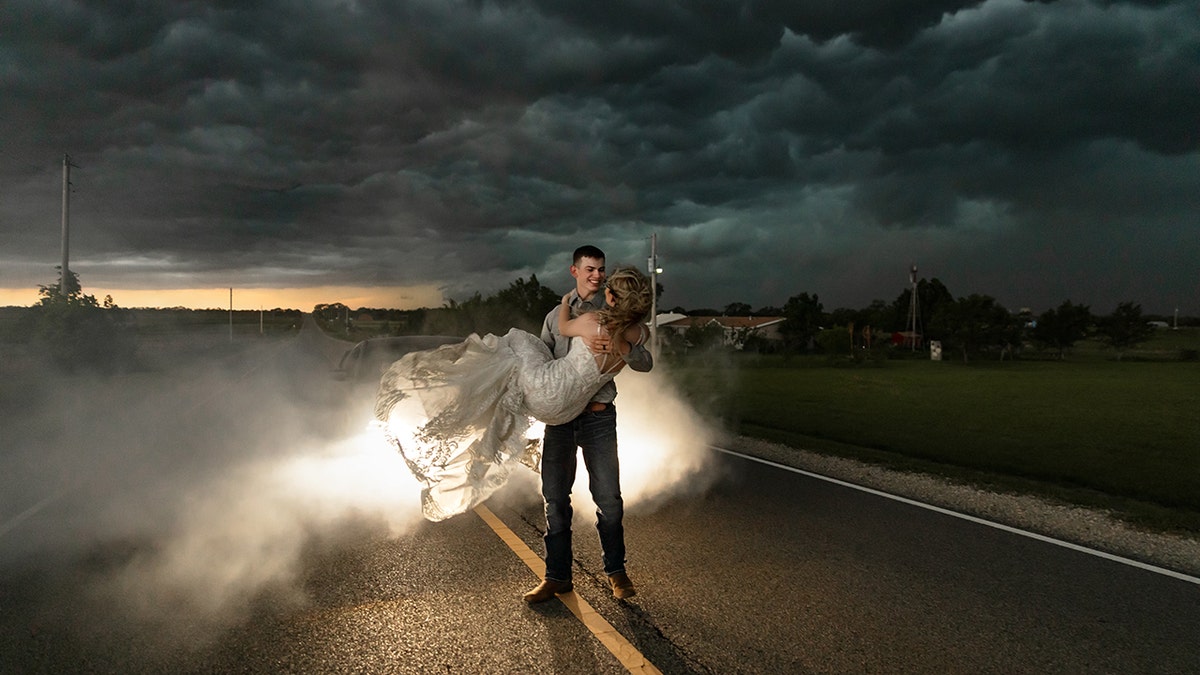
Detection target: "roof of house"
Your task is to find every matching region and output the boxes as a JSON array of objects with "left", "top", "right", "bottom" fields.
[{"left": 653, "top": 312, "right": 689, "bottom": 327}]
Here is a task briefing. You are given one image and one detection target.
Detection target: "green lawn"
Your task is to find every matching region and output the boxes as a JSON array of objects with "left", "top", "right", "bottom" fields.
[{"left": 666, "top": 340, "right": 1200, "bottom": 534}]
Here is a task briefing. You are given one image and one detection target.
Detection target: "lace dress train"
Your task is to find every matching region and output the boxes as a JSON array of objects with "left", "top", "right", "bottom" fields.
[{"left": 374, "top": 328, "right": 613, "bottom": 521}]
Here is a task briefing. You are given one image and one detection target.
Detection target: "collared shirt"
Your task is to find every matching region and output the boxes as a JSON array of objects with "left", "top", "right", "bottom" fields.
[{"left": 540, "top": 289, "right": 653, "bottom": 404}]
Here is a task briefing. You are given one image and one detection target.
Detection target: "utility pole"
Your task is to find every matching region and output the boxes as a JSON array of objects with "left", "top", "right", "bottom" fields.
[
  {"left": 647, "top": 232, "right": 661, "bottom": 360},
  {"left": 60, "top": 154, "right": 73, "bottom": 294}
]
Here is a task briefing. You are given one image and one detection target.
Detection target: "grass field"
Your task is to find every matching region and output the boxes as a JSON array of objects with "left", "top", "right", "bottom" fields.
[{"left": 666, "top": 330, "right": 1200, "bottom": 534}]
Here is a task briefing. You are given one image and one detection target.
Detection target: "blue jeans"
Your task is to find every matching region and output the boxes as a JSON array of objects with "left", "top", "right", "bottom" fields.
[{"left": 541, "top": 403, "right": 625, "bottom": 582}]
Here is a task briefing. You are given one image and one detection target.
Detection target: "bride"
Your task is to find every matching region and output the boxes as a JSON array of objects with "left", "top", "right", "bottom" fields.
[{"left": 374, "top": 266, "right": 652, "bottom": 520}]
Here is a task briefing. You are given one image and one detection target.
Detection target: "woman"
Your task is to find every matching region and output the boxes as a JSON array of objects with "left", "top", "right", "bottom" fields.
[{"left": 374, "top": 266, "right": 652, "bottom": 521}]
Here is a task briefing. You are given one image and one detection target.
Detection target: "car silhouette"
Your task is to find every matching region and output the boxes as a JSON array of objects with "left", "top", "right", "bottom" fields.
[{"left": 332, "top": 335, "right": 463, "bottom": 383}]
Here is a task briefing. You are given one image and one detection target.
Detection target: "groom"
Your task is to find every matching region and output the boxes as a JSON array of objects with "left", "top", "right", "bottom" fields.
[{"left": 523, "top": 245, "right": 653, "bottom": 604}]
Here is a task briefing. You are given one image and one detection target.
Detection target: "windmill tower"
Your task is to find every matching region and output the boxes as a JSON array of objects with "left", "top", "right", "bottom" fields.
[{"left": 905, "top": 263, "right": 921, "bottom": 351}]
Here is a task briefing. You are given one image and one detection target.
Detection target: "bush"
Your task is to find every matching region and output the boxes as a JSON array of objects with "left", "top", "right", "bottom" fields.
[
  {"left": 816, "top": 326, "right": 887, "bottom": 366},
  {"left": 31, "top": 272, "right": 137, "bottom": 372},
  {"left": 31, "top": 302, "right": 136, "bottom": 372}
]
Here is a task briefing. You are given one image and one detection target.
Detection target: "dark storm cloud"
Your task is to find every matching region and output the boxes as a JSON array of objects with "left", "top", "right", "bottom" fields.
[
  {"left": 756, "top": 0, "right": 990, "bottom": 49},
  {"left": 1, "top": 0, "right": 1197, "bottom": 312}
]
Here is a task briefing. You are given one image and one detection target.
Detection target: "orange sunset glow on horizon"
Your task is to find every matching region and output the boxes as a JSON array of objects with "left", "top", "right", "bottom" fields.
[{"left": 0, "top": 284, "right": 447, "bottom": 311}]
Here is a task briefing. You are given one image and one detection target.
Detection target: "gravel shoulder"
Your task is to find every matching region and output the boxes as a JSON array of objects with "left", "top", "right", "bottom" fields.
[{"left": 724, "top": 435, "right": 1200, "bottom": 580}]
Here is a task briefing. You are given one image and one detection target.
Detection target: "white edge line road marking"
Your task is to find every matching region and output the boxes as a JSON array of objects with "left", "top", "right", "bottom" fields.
[
  {"left": 473, "top": 504, "right": 663, "bottom": 675},
  {"left": 0, "top": 489, "right": 66, "bottom": 539},
  {"left": 714, "top": 445, "right": 1200, "bottom": 587}
]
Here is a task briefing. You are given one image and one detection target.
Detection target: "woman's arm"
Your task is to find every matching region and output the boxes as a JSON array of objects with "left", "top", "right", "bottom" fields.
[
  {"left": 558, "top": 293, "right": 601, "bottom": 338},
  {"left": 621, "top": 322, "right": 648, "bottom": 346},
  {"left": 615, "top": 323, "right": 652, "bottom": 371}
]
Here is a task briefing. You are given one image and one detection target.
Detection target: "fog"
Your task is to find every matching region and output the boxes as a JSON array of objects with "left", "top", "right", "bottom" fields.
[{"left": 0, "top": 327, "right": 721, "bottom": 649}]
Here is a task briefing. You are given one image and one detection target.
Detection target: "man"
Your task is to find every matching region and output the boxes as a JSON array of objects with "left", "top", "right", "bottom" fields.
[{"left": 522, "top": 245, "right": 653, "bottom": 604}]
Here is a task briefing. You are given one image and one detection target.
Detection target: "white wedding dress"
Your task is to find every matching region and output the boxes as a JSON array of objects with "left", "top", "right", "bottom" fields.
[{"left": 373, "top": 328, "right": 616, "bottom": 521}]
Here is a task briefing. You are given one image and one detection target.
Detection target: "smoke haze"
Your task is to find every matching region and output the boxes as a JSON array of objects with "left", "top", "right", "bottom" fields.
[{"left": 0, "top": 329, "right": 721, "bottom": 649}]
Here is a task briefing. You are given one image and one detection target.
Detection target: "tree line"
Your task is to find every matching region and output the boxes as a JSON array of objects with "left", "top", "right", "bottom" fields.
[
  {"left": 13, "top": 267, "right": 1186, "bottom": 370},
  {"left": 313, "top": 274, "right": 560, "bottom": 341},
  {"left": 316, "top": 273, "right": 1187, "bottom": 363},
  {"left": 763, "top": 279, "right": 1174, "bottom": 362}
]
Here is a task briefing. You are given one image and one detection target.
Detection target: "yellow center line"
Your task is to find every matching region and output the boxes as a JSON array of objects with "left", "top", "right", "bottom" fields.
[{"left": 473, "top": 504, "right": 662, "bottom": 675}]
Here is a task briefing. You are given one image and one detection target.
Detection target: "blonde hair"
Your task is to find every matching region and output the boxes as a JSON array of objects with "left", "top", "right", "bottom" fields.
[{"left": 597, "top": 266, "right": 652, "bottom": 340}]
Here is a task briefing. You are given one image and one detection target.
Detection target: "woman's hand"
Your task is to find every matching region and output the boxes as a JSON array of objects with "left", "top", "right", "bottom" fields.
[{"left": 581, "top": 322, "right": 612, "bottom": 355}]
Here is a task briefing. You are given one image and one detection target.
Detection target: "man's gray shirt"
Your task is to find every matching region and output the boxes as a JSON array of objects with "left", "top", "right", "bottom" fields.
[{"left": 539, "top": 289, "right": 653, "bottom": 404}]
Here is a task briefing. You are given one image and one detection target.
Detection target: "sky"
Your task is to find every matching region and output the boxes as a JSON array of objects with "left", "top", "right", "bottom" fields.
[{"left": 1, "top": 0, "right": 1197, "bottom": 316}]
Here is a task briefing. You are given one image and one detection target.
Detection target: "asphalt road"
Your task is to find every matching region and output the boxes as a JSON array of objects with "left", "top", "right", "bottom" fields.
[{"left": 2, "top": 326, "right": 1197, "bottom": 673}]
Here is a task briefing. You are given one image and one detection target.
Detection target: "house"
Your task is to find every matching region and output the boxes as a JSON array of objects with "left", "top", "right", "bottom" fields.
[{"left": 657, "top": 314, "right": 785, "bottom": 350}]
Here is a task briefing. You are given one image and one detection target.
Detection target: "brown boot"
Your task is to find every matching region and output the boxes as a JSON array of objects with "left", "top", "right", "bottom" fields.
[
  {"left": 523, "top": 579, "right": 573, "bottom": 604},
  {"left": 609, "top": 571, "right": 636, "bottom": 599}
]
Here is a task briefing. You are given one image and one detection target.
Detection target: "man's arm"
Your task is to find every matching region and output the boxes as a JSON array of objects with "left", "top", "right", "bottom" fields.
[{"left": 540, "top": 305, "right": 560, "bottom": 353}]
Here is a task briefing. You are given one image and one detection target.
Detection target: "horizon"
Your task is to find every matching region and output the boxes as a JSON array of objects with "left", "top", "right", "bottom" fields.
[
  {"left": 0, "top": 284, "right": 446, "bottom": 313},
  {"left": 2, "top": 282, "right": 1194, "bottom": 320}
]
